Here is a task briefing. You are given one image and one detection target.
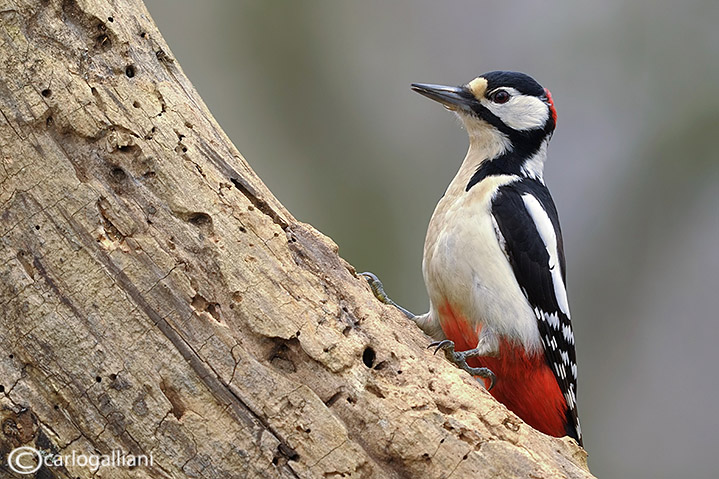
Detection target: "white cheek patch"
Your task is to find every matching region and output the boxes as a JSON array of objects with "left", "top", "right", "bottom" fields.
[{"left": 482, "top": 88, "right": 549, "bottom": 131}]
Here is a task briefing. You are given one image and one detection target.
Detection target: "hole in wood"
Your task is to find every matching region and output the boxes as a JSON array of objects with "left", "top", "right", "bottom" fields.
[
  {"left": 96, "top": 34, "right": 111, "bottom": 50},
  {"left": 187, "top": 212, "right": 212, "bottom": 228},
  {"left": 110, "top": 166, "right": 127, "bottom": 182},
  {"left": 362, "top": 347, "right": 376, "bottom": 368},
  {"left": 191, "top": 293, "right": 221, "bottom": 321}
]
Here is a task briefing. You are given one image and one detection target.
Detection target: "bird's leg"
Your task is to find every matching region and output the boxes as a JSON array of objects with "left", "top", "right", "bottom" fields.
[
  {"left": 361, "top": 272, "right": 496, "bottom": 389},
  {"left": 361, "top": 271, "right": 445, "bottom": 338},
  {"left": 429, "top": 331, "right": 498, "bottom": 390},
  {"left": 360, "top": 272, "right": 416, "bottom": 320}
]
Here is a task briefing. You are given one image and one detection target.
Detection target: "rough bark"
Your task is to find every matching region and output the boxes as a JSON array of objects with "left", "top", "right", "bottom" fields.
[{"left": 0, "top": 1, "right": 593, "bottom": 478}]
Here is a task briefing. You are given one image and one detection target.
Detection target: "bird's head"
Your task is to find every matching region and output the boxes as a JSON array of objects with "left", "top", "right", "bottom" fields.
[{"left": 412, "top": 71, "right": 557, "bottom": 169}]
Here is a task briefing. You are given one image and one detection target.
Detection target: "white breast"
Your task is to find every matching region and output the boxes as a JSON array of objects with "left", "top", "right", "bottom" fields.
[{"left": 422, "top": 171, "right": 542, "bottom": 352}]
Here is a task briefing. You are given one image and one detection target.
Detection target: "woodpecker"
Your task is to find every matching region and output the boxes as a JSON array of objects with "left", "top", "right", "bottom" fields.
[{"left": 362, "top": 71, "right": 581, "bottom": 445}]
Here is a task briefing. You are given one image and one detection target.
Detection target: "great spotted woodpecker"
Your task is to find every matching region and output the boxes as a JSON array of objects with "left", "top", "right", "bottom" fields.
[{"left": 363, "top": 71, "right": 582, "bottom": 445}]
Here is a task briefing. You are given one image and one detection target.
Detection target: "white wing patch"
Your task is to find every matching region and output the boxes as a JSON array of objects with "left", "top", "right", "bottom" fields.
[{"left": 521, "top": 194, "right": 571, "bottom": 318}]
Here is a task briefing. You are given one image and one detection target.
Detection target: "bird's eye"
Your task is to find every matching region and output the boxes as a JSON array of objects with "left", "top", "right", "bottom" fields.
[{"left": 490, "top": 90, "right": 511, "bottom": 104}]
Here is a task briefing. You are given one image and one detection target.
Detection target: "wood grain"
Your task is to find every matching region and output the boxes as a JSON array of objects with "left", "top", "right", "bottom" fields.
[{"left": 0, "top": 1, "right": 593, "bottom": 477}]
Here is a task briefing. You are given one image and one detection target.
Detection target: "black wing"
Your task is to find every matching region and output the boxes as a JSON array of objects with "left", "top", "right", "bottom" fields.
[{"left": 491, "top": 178, "right": 581, "bottom": 445}]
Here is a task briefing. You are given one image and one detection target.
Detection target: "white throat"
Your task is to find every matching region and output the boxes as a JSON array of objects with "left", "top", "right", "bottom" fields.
[{"left": 460, "top": 114, "right": 512, "bottom": 164}]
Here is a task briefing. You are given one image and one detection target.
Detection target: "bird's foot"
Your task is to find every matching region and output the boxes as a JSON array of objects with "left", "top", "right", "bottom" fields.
[
  {"left": 359, "top": 271, "right": 416, "bottom": 320},
  {"left": 429, "top": 340, "right": 496, "bottom": 390}
]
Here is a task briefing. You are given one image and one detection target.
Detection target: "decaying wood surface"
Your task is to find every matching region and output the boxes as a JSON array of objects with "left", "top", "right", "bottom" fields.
[{"left": 0, "top": 1, "right": 594, "bottom": 477}]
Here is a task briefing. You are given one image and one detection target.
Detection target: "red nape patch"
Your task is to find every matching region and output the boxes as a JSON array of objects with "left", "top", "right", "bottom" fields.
[
  {"left": 544, "top": 88, "right": 558, "bottom": 126},
  {"left": 438, "top": 301, "right": 568, "bottom": 439}
]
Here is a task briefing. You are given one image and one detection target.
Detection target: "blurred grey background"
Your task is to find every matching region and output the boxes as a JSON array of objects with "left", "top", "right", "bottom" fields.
[{"left": 144, "top": 1, "right": 718, "bottom": 478}]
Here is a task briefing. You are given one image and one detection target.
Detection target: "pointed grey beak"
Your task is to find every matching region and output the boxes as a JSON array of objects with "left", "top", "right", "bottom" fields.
[{"left": 411, "top": 83, "right": 475, "bottom": 111}]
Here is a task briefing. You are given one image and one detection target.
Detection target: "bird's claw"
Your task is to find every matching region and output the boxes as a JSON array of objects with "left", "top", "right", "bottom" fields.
[
  {"left": 359, "top": 271, "right": 416, "bottom": 320},
  {"left": 428, "top": 340, "right": 496, "bottom": 390},
  {"left": 359, "top": 272, "right": 391, "bottom": 305},
  {"left": 429, "top": 339, "right": 456, "bottom": 355}
]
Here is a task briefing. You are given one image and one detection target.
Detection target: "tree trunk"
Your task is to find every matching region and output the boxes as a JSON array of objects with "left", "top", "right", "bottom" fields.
[{"left": 0, "top": 1, "right": 593, "bottom": 478}]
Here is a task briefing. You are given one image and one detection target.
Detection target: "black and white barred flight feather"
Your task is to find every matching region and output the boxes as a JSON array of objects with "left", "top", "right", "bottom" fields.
[{"left": 492, "top": 178, "right": 582, "bottom": 444}]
